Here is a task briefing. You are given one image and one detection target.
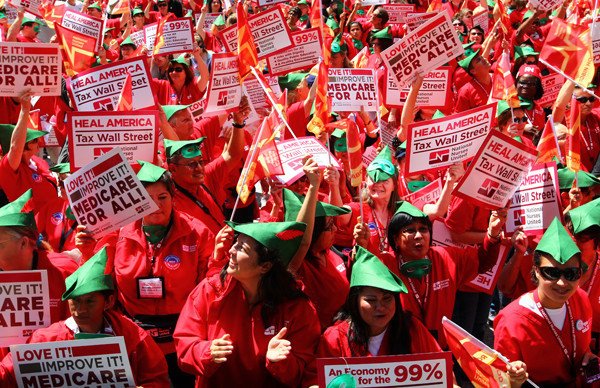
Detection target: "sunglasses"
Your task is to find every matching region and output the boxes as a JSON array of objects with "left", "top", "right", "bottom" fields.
[
  {"left": 158, "top": 3, "right": 167, "bottom": 6},
  {"left": 470, "top": 32, "right": 483, "bottom": 36},
  {"left": 169, "top": 67, "right": 185, "bottom": 73},
  {"left": 513, "top": 116, "right": 528, "bottom": 124},
  {"left": 175, "top": 160, "right": 204, "bottom": 169},
  {"left": 538, "top": 266, "right": 582, "bottom": 282},
  {"left": 517, "top": 80, "right": 536, "bottom": 87},
  {"left": 576, "top": 96, "right": 596, "bottom": 104}
]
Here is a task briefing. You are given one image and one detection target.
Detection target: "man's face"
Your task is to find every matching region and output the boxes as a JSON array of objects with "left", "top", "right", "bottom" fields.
[{"left": 22, "top": 23, "right": 39, "bottom": 38}]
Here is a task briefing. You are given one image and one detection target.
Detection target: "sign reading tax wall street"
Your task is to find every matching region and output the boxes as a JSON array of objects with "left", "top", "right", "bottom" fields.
[
  {"left": 64, "top": 148, "right": 158, "bottom": 238},
  {"left": 68, "top": 57, "right": 157, "bottom": 111},
  {"left": 328, "top": 68, "right": 378, "bottom": 112},
  {"left": 381, "top": 11, "right": 463, "bottom": 89},
  {"left": 385, "top": 67, "right": 451, "bottom": 108},
  {"left": 0, "top": 42, "right": 61, "bottom": 96},
  {"left": 204, "top": 52, "right": 242, "bottom": 116},
  {"left": 68, "top": 111, "right": 159, "bottom": 170},
  {"left": 405, "top": 103, "right": 496, "bottom": 175},
  {"left": 60, "top": 10, "right": 103, "bottom": 51}
]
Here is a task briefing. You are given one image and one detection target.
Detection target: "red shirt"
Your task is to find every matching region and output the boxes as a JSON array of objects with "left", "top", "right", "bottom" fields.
[
  {"left": 152, "top": 79, "right": 204, "bottom": 105},
  {"left": 454, "top": 78, "right": 492, "bottom": 113},
  {"left": 35, "top": 196, "right": 77, "bottom": 252}
]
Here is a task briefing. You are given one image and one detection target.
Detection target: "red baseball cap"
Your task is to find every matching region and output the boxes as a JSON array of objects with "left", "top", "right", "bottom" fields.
[{"left": 517, "top": 64, "right": 542, "bottom": 80}]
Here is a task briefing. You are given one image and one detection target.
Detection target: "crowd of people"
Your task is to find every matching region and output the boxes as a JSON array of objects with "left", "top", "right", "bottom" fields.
[{"left": 0, "top": 0, "right": 598, "bottom": 386}]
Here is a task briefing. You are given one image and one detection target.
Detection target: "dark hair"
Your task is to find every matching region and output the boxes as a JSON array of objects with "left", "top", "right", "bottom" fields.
[
  {"left": 469, "top": 25, "right": 485, "bottom": 36},
  {"left": 334, "top": 287, "right": 411, "bottom": 355},
  {"left": 207, "top": 0, "right": 223, "bottom": 12},
  {"left": 517, "top": 75, "right": 544, "bottom": 100},
  {"left": 220, "top": 235, "right": 307, "bottom": 328},
  {"left": 369, "top": 35, "right": 394, "bottom": 51},
  {"left": 564, "top": 213, "right": 600, "bottom": 249},
  {"left": 168, "top": 61, "right": 195, "bottom": 85},
  {"left": 372, "top": 7, "right": 389, "bottom": 24},
  {"left": 141, "top": 171, "right": 175, "bottom": 196},
  {"left": 387, "top": 212, "right": 432, "bottom": 255},
  {"left": 288, "top": 6, "right": 302, "bottom": 19},
  {"left": 530, "top": 250, "right": 583, "bottom": 285},
  {"left": 348, "top": 21, "right": 363, "bottom": 32}
]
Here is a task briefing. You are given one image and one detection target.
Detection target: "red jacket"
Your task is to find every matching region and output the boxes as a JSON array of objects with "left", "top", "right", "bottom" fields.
[
  {"left": 173, "top": 275, "right": 321, "bottom": 388},
  {"left": 35, "top": 197, "right": 77, "bottom": 253}
]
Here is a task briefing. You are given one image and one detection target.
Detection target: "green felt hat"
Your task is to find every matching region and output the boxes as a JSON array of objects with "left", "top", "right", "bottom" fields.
[
  {"left": 486, "top": 0, "right": 495, "bottom": 7},
  {"left": 0, "top": 12, "right": 7, "bottom": 19},
  {"left": 327, "top": 374, "right": 357, "bottom": 388},
  {"left": 0, "top": 189, "right": 35, "bottom": 228},
  {"left": 120, "top": 36, "right": 136, "bottom": 48},
  {"left": 297, "top": 0, "right": 309, "bottom": 5},
  {"left": 136, "top": 160, "right": 166, "bottom": 183},
  {"left": 458, "top": 50, "right": 480, "bottom": 71},
  {"left": 558, "top": 168, "right": 600, "bottom": 190},
  {"left": 462, "top": 41, "right": 475, "bottom": 50},
  {"left": 496, "top": 99, "right": 531, "bottom": 117},
  {"left": 0, "top": 124, "right": 48, "bottom": 154},
  {"left": 514, "top": 45, "right": 539, "bottom": 60},
  {"left": 331, "top": 34, "right": 347, "bottom": 53},
  {"left": 407, "top": 180, "right": 430, "bottom": 193},
  {"left": 132, "top": 7, "right": 144, "bottom": 16},
  {"left": 21, "top": 17, "right": 42, "bottom": 26},
  {"left": 331, "top": 128, "right": 347, "bottom": 152},
  {"left": 535, "top": 218, "right": 580, "bottom": 264},
  {"left": 394, "top": 200, "right": 427, "bottom": 218},
  {"left": 367, "top": 146, "right": 396, "bottom": 182},
  {"left": 89, "top": 2, "right": 103, "bottom": 10},
  {"left": 162, "top": 104, "right": 191, "bottom": 121},
  {"left": 522, "top": 9, "right": 534, "bottom": 21},
  {"left": 371, "top": 27, "right": 392, "bottom": 40},
  {"left": 278, "top": 73, "right": 307, "bottom": 91},
  {"left": 351, "top": 245, "right": 407, "bottom": 293},
  {"left": 567, "top": 198, "right": 600, "bottom": 235},
  {"left": 164, "top": 137, "right": 204, "bottom": 159},
  {"left": 226, "top": 221, "right": 307, "bottom": 266},
  {"left": 62, "top": 247, "right": 114, "bottom": 301},
  {"left": 49, "top": 163, "right": 71, "bottom": 174},
  {"left": 432, "top": 110, "right": 445, "bottom": 119},
  {"left": 213, "top": 14, "right": 225, "bottom": 26},
  {"left": 171, "top": 54, "right": 190, "bottom": 67},
  {"left": 326, "top": 16, "right": 339, "bottom": 30},
  {"left": 282, "top": 188, "right": 350, "bottom": 221}
]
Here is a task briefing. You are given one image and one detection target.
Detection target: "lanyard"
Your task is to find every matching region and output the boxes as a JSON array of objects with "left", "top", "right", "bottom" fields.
[
  {"left": 581, "top": 116, "right": 599, "bottom": 152},
  {"left": 174, "top": 183, "right": 222, "bottom": 227},
  {"left": 58, "top": 221, "right": 78, "bottom": 252},
  {"left": 370, "top": 207, "right": 389, "bottom": 253},
  {"left": 143, "top": 217, "right": 173, "bottom": 277},
  {"left": 533, "top": 290, "right": 576, "bottom": 370},
  {"left": 403, "top": 264, "right": 430, "bottom": 319}
]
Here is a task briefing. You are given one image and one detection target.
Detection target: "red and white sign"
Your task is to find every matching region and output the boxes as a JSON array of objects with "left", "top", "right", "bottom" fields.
[
  {"left": 153, "top": 17, "right": 194, "bottom": 56},
  {"left": 243, "top": 74, "right": 281, "bottom": 111},
  {"left": 361, "top": 0, "right": 387, "bottom": 5},
  {"left": 130, "top": 30, "right": 146, "bottom": 48},
  {"left": 144, "top": 23, "right": 158, "bottom": 54},
  {"left": 68, "top": 57, "right": 157, "bottom": 111},
  {"left": 257, "top": 0, "right": 287, "bottom": 6},
  {"left": 402, "top": 178, "right": 443, "bottom": 210},
  {"left": 471, "top": 10, "right": 489, "bottom": 35},
  {"left": 188, "top": 98, "right": 207, "bottom": 123},
  {"left": 404, "top": 12, "right": 437, "bottom": 32},
  {"left": 0, "top": 43, "right": 61, "bottom": 97},
  {"left": 0, "top": 271, "right": 50, "bottom": 347},
  {"left": 529, "top": 0, "right": 563, "bottom": 11},
  {"left": 505, "top": 162, "right": 562, "bottom": 236},
  {"left": 265, "top": 28, "right": 322, "bottom": 76},
  {"left": 385, "top": 67, "right": 451, "bottom": 108},
  {"left": 382, "top": 11, "right": 463, "bottom": 89},
  {"left": 64, "top": 148, "right": 158, "bottom": 238},
  {"left": 8, "top": 0, "right": 42, "bottom": 18},
  {"left": 61, "top": 9, "right": 103, "bottom": 51},
  {"left": 204, "top": 52, "right": 242, "bottom": 116},
  {"left": 382, "top": 4, "right": 415, "bottom": 24},
  {"left": 538, "top": 73, "right": 565, "bottom": 108},
  {"left": 453, "top": 131, "right": 538, "bottom": 209},
  {"left": 68, "top": 111, "right": 159, "bottom": 170},
  {"left": 406, "top": 103, "right": 496, "bottom": 175},
  {"left": 219, "top": 5, "right": 294, "bottom": 59},
  {"left": 12, "top": 337, "right": 135, "bottom": 388},
  {"left": 318, "top": 352, "right": 453, "bottom": 387},
  {"left": 328, "top": 68, "right": 378, "bottom": 112},
  {"left": 275, "top": 137, "right": 341, "bottom": 185},
  {"left": 593, "top": 19, "right": 600, "bottom": 65},
  {"left": 200, "top": 13, "right": 221, "bottom": 31}
]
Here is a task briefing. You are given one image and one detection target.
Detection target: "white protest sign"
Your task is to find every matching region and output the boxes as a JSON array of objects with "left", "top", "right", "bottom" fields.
[
  {"left": 243, "top": 74, "right": 281, "bottom": 111},
  {"left": 505, "top": 162, "right": 562, "bottom": 236},
  {"left": 68, "top": 57, "right": 157, "bottom": 111},
  {"left": 402, "top": 178, "right": 443, "bottom": 210},
  {"left": 0, "top": 271, "right": 50, "bottom": 347},
  {"left": 8, "top": 0, "right": 42, "bottom": 18},
  {"left": 257, "top": 0, "right": 287, "bottom": 6},
  {"left": 453, "top": 131, "right": 538, "bottom": 209},
  {"left": 41, "top": 120, "right": 60, "bottom": 147},
  {"left": 130, "top": 30, "right": 146, "bottom": 48},
  {"left": 471, "top": 10, "right": 489, "bottom": 35},
  {"left": 189, "top": 98, "right": 206, "bottom": 123},
  {"left": 431, "top": 219, "right": 472, "bottom": 249},
  {"left": 60, "top": 10, "right": 103, "bottom": 51},
  {"left": 538, "top": 73, "right": 565, "bottom": 108},
  {"left": 405, "top": 103, "right": 496, "bottom": 175},
  {"left": 144, "top": 23, "right": 158, "bottom": 54},
  {"left": 404, "top": 12, "right": 437, "bottom": 31},
  {"left": 201, "top": 13, "right": 221, "bottom": 31},
  {"left": 265, "top": 28, "right": 322, "bottom": 76},
  {"left": 0, "top": 43, "right": 61, "bottom": 97},
  {"left": 68, "top": 111, "right": 159, "bottom": 170},
  {"left": 529, "top": 0, "right": 562, "bottom": 11},
  {"left": 204, "top": 52, "right": 242, "bottom": 116},
  {"left": 328, "top": 68, "right": 378, "bottom": 112},
  {"left": 12, "top": 337, "right": 135, "bottom": 388},
  {"left": 64, "top": 148, "right": 158, "bottom": 238},
  {"left": 382, "top": 11, "right": 463, "bottom": 89},
  {"left": 361, "top": 0, "right": 387, "bottom": 5},
  {"left": 382, "top": 4, "right": 415, "bottom": 24},
  {"left": 219, "top": 5, "right": 294, "bottom": 59},
  {"left": 153, "top": 17, "right": 194, "bottom": 56},
  {"left": 592, "top": 19, "right": 600, "bottom": 65},
  {"left": 276, "top": 137, "right": 341, "bottom": 185},
  {"left": 379, "top": 120, "right": 396, "bottom": 146},
  {"left": 362, "top": 145, "right": 378, "bottom": 168},
  {"left": 317, "top": 353, "right": 453, "bottom": 387},
  {"left": 385, "top": 67, "right": 451, "bottom": 108}
]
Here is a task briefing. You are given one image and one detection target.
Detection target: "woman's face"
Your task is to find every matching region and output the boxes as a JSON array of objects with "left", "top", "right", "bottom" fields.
[
  {"left": 358, "top": 286, "right": 396, "bottom": 336},
  {"left": 310, "top": 217, "right": 337, "bottom": 254},
  {"left": 168, "top": 64, "right": 187, "bottom": 85},
  {"left": 23, "top": 138, "right": 40, "bottom": 161},
  {"left": 349, "top": 24, "right": 362, "bottom": 40},
  {"left": 516, "top": 74, "right": 538, "bottom": 100},
  {"left": 331, "top": 52, "right": 345, "bottom": 68},
  {"left": 366, "top": 176, "right": 394, "bottom": 203},
  {"left": 68, "top": 292, "right": 111, "bottom": 333},
  {"left": 143, "top": 182, "right": 172, "bottom": 226},
  {"left": 501, "top": 108, "right": 527, "bottom": 138},
  {"left": 535, "top": 254, "right": 582, "bottom": 309},
  {"left": 210, "top": 0, "right": 222, "bottom": 12},
  {"left": 468, "top": 28, "right": 483, "bottom": 44},
  {"left": 227, "top": 234, "right": 269, "bottom": 281},
  {"left": 452, "top": 20, "right": 466, "bottom": 34},
  {"left": 393, "top": 221, "right": 430, "bottom": 260}
]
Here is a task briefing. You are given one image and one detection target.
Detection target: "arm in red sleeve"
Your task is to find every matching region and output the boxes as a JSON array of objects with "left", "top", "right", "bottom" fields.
[
  {"left": 132, "top": 333, "right": 170, "bottom": 387},
  {"left": 0, "top": 354, "right": 16, "bottom": 386}
]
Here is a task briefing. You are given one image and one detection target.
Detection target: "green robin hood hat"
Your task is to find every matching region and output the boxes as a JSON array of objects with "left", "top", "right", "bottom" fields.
[
  {"left": 407, "top": 180, "right": 430, "bottom": 193},
  {"left": 535, "top": 218, "right": 580, "bottom": 264},
  {"left": 213, "top": 14, "right": 225, "bottom": 26},
  {"left": 282, "top": 188, "right": 350, "bottom": 221},
  {"left": 297, "top": 0, "right": 309, "bottom": 5},
  {"left": 0, "top": 124, "right": 48, "bottom": 154},
  {"left": 394, "top": 200, "right": 427, "bottom": 218},
  {"left": 226, "top": 221, "right": 307, "bottom": 266},
  {"left": 371, "top": 27, "right": 392, "bottom": 40},
  {"left": 331, "top": 128, "right": 347, "bottom": 152},
  {"left": 164, "top": 137, "right": 204, "bottom": 159},
  {"left": 161, "top": 104, "right": 191, "bottom": 121},
  {"left": 278, "top": 73, "right": 307, "bottom": 91},
  {"left": 496, "top": 99, "right": 531, "bottom": 117},
  {"left": 432, "top": 110, "right": 445, "bottom": 119},
  {"left": 514, "top": 45, "right": 539, "bottom": 60},
  {"left": 120, "top": 36, "right": 136, "bottom": 48},
  {"left": 351, "top": 245, "right": 407, "bottom": 293},
  {"left": 331, "top": 34, "right": 347, "bottom": 53},
  {"left": 567, "top": 198, "right": 600, "bottom": 235},
  {"left": 326, "top": 16, "right": 339, "bottom": 30},
  {"left": 21, "top": 17, "right": 43, "bottom": 26},
  {"left": 132, "top": 7, "right": 144, "bottom": 16},
  {"left": 327, "top": 374, "right": 357, "bottom": 388},
  {"left": 458, "top": 50, "right": 480, "bottom": 71},
  {"left": 136, "top": 160, "right": 166, "bottom": 183},
  {"left": 558, "top": 168, "right": 600, "bottom": 190},
  {"left": 49, "top": 163, "right": 71, "bottom": 174},
  {"left": 88, "top": 2, "right": 103, "bottom": 10},
  {"left": 62, "top": 247, "right": 114, "bottom": 301},
  {"left": 0, "top": 189, "right": 35, "bottom": 228},
  {"left": 367, "top": 146, "right": 397, "bottom": 182},
  {"left": 171, "top": 54, "right": 190, "bottom": 67}
]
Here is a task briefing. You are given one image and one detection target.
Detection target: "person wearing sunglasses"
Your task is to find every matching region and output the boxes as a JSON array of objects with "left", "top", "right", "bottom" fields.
[
  {"left": 152, "top": 54, "right": 209, "bottom": 106},
  {"left": 495, "top": 218, "right": 598, "bottom": 387},
  {"left": 515, "top": 65, "right": 545, "bottom": 140},
  {"left": 496, "top": 100, "right": 535, "bottom": 148}
]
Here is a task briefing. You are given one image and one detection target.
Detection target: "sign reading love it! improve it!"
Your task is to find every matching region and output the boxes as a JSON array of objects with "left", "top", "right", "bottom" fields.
[{"left": 0, "top": 43, "right": 61, "bottom": 96}]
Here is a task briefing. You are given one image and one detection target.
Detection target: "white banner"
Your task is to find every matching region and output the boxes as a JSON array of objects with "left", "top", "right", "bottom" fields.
[
  {"left": 385, "top": 67, "right": 451, "bottom": 108},
  {"left": 61, "top": 10, "right": 103, "bottom": 51},
  {"left": 328, "top": 68, "right": 378, "bottom": 112},
  {"left": 0, "top": 43, "right": 61, "bottom": 97},
  {"left": 204, "top": 52, "right": 242, "bottom": 116},
  {"left": 275, "top": 137, "right": 341, "bottom": 185},
  {"left": 265, "top": 28, "right": 322, "bottom": 76},
  {"left": 153, "top": 17, "right": 194, "bottom": 56}
]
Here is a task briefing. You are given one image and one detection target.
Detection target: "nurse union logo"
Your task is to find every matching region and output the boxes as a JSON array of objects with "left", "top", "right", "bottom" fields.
[
  {"left": 164, "top": 255, "right": 181, "bottom": 270},
  {"left": 50, "top": 212, "right": 64, "bottom": 226},
  {"left": 32, "top": 172, "right": 42, "bottom": 182}
]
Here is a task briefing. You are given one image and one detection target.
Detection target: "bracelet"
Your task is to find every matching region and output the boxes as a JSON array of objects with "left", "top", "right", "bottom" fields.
[
  {"left": 487, "top": 230, "right": 501, "bottom": 240},
  {"left": 232, "top": 121, "right": 246, "bottom": 128}
]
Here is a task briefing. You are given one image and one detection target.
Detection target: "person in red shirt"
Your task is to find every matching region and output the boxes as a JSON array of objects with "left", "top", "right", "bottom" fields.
[
  {"left": 496, "top": 99, "right": 536, "bottom": 149},
  {"left": 515, "top": 64, "right": 545, "bottom": 139},
  {"left": 454, "top": 51, "right": 492, "bottom": 113},
  {"left": 152, "top": 54, "right": 209, "bottom": 105},
  {"left": 6, "top": 12, "right": 42, "bottom": 43}
]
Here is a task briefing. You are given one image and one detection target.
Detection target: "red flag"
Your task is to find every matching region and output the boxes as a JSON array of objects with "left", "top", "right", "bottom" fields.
[
  {"left": 116, "top": 73, "right": 133, "bottom": 111},
  {"left": 153, "top": 13, "right": 175, "bottom": 56},
  {"left": 110, "top": 0, "right": 131, "bottom": 15},
  {"left": 495, "top": 0, "right": 511, "bottom": 36},
  {"left": 39, "top": 1, "right": 66, "bottom": 29},
  {"left": 346, "top": 120, "right": 363, "bottom": 187},
  {"left": 55, "top": 23, "right": 97, "bottom": 76},
  {"left": 490, "top": 51, "right": 519, "bottom": 107},
  {"left": 237, "top": 2, "right": 258, "bottom": 80},
  {"left": 309, "top": 0, "right": 322, "bottom": 31},
  {"left": 442, "top": 317, "right": 510, "bottom": 388},
  {"left": 306, "top": 60, "right": 330, "bottom": 136},
  {"left": 565, "top": 96, "right": 582, "bottom": 172},
  {"left": 536, "top": 116, "right": 562, "bottom": 163},
  {"left": 426, "top": 0, "right": 442, "bottom": 12},
  {"left": 350, "top": 46, "right": 370, "bottom": 69}
]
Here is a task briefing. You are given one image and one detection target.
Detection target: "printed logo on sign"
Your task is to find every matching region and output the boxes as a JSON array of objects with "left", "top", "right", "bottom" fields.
[
  {"left": 513, "top": 209, "right": 526, "bottom": 225},
  {"left": 217, "top": 91, "right": 228, "bottom": 106},
  {"left": 135, "top": 205, "right": 145, "bottom": 213},
  {"left": 93, "top": 98, "right": 115, "bottom": 111},
  {"left": 94, "top": 147, "right": 113, "bottom": 157},
  {"left": 50, "top": 212, "right": 64, "bottom": 226},
  {"left": 32, "top": 172, "right": 42, "bottom": 182},
  {"left": 164, "top": 255, "right": 181, "bottom": 270},
  {"left": 429, "top": 150, "right": 449, "bottom": 165},
  {"left": 478, "top": 179, "right": 499, "bottom": 198}
]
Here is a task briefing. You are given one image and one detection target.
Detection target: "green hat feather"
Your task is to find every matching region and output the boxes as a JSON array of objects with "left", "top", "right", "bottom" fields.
[
  {"left": 558, "top": 168, "right": 600, "bottom": 190},
  {"left": 120, "top": 36, "right": 136, "bottom": 48},
  {"left": 0, "top": 124, "right": 48, "bottom": 154},
  {"left": 367, "top": 146, "right": 396, "bottom": 182},
  {"left": 226, "top": 221, "right": 307, "bottom": 267},
  {"left": 278, "top": 73, "right": 307, "bottom": 91},
  {"left": 351, "top": 245, "right": 407, "bottom": 293},
  {"left": 162, "top": 104, "right": 191, "bottom": 121},
  {"left": 534, "top": 218, "right": 580, "bottom": 265},
  {"left": 394, "top": 200, "right": 427, "bottom": 218},
  {"left": 136, "top": 160, "right": 166, "bottom": 183},
  {"left": 213, "top": 14, "right": 225, "bottom": 26},
  {"left": 567, "top": 198, "right": 600, "bottom": 235},
  {"left": 164, "top": 137, "right": 204, "bottom": 159},
  {"left": 62, "top": 247, "right": 114, "bottom": 301},
  {"left": 49, "top": 163, "right": 71, "bottom": 174},
  {"left": 282, "top": 188, "right": 350, "bottom": 221},
  {"left": 458, "top": 50, "right": 480, "bottom": 71},
  {"left": 0, "top": 189, "right": 35, "bottom": 228}
]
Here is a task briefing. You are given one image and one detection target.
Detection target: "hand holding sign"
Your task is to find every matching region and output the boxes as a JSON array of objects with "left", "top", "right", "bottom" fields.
[
  {"left": 511, "top": 227, "right": 528, "bottom": 254},
  {"left": 488, "top": 203, "right": 509, "bottom": 241},
  {"left": 210, "top": 334, "right": 233, "bottom": 363},
  {"left": 266, "top": 327, "right": 291, "bottom": 363}
]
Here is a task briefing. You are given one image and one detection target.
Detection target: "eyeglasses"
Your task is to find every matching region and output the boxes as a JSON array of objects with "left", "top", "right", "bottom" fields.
[
  {"left": 174, "top": 160, "right": 204, "bottom": 169},
  {"left": 169, "top": 67, "right": 185, "bottom": 73},
  {"left": 453, "top": 22, "right": 462, "bottom": 26},
  {"left": 517, "top": 80, "right": 536, "bottom": 87},
  {"left": 538, "top": 266, "right": 582, "bottom": 282},
  {"left": 513, "top": 116, "right": 528, "bottom": 124},
  {"left": 576, "top": 96, "right": 596, "bottom": 104},
  {"left": 400, "top": 226, "right": 430, "bottom": 237},
  {"left": 470, "top": 32, "right": 483, "bottom": 36}
]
